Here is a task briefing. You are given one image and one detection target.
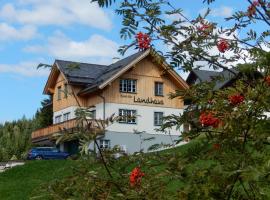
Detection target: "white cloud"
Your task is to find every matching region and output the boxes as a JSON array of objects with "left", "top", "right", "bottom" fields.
[
  {"left": 0, "top": 0, "right": 112, "bottom": 30},
  {"left": 0, "top": 61, "right": 49, "bottom": 77},
  {"left": 200, "top": 6, "right": 233, "bottom": 18},
  {"left": 24, "top": 31, "right": 119, "bottom": 63},
  {"left": 0, "top": 23, "right": 37, "bottom": 41}
]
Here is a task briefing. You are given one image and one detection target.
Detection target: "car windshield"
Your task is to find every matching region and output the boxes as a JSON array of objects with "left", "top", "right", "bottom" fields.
[
  {"left": 51, "top": 148, "right": 59, "bottom": 152},
  {"left": 33, "top": 147, "right": 59, "bottom": 152}
]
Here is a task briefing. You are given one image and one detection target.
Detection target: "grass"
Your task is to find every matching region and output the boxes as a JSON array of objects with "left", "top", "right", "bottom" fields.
[
  {"left": 0, "top": 160, "right": 76, "bottom": 200},
  {"left": 0, "top": 140, "right": 201, "bottom": 200},
  {"left": 1, "top": 138, "right": 269, "bottom": 199}
]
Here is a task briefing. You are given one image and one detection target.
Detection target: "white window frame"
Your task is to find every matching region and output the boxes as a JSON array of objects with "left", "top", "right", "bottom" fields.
[
  {"left": 118, "top": 109, "right": 137, "bottom": 124},
  {"left": 155, "top": 82, "right": 164, "bottom": 96},
  {"left": 100, "top": 140, "right": 110, "bottom": 149},
  {"left": 63, "top": 112, "right": 70, "bottom": 121},
  {"left": 55, "top": 115, "right": 62, "bottom": 124},
  {"left": 154, "top": 112, "right": 164, "bottom": 126},
  {"left": 119, "top": 79, "right": 137, "bottom": 93}
]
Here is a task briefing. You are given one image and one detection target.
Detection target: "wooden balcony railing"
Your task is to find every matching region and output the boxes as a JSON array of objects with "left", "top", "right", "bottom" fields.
[{"left": 32, "top": 119, "right": 78, "bottom": 140}]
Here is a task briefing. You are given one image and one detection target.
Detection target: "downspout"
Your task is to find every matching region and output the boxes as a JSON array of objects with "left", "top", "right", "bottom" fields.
[
  {"left": 98, "top": 94, "right": 106, "bottom": 120},
  {"left": 96, "top": 94, "right": 106, "bottom": 156}
]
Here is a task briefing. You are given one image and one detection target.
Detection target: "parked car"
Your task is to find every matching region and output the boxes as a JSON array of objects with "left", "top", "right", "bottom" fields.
[{"left": 27, "top": 147, "right": 70, "bottom": 160}]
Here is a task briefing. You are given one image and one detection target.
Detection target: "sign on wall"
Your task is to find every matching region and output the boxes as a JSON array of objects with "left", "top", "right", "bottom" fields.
[{"left": 134, "top": 97, "right": 164, "bottom": 105}]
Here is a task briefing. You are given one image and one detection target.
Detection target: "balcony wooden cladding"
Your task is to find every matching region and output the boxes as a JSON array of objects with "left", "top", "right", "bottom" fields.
[
  {"left": 32, "top": 119, "right": 105, "bottom": 141},
  {"left": 32, "top": 119, "right": 77, "bottom": 140}
]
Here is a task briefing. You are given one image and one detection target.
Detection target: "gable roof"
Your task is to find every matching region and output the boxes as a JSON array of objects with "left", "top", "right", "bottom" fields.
[
  {"left": 44, "top": 49, "right": 189, "bottom": 95},
  {"left": 55, "top": 60, "right": 108, "bottom": 85},
  {"left": 186, "top": 68, "right": 239, "bottom": 90}
]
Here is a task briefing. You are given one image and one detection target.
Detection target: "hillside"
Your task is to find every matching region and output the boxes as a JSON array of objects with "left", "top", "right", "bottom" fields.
[{"left": 0, "top": 160, "right": 76, "bottom": 200}]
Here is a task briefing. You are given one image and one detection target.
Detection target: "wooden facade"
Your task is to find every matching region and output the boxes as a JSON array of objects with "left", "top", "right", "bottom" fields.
[
  {"left": 98, "top": 58, "right": 184, "bottom": 108},
  {"left": 52, "top": 57, "right": 185, "bottom": 112},
  {"left": 53, "top": 73, "right": 88, "bottom": 112}
]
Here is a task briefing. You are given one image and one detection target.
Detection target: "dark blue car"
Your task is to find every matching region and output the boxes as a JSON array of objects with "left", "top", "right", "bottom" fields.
[{"left": 27, "top": 147, "right": 69, "bottom": 160}]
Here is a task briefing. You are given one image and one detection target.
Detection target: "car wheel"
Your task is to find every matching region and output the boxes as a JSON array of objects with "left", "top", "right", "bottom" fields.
[{"left": 35, "top": 156, "right": 43, "bottom": 160}]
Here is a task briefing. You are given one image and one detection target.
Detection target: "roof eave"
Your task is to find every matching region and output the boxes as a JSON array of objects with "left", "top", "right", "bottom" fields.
[{"left": 43, "top": 61, "right": 70, "bottom": 95}]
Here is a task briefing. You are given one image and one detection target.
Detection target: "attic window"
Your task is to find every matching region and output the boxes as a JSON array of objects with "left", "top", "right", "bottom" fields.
[
  {"left": 57, "top": 86, "right": 61, "bottom": 100},
  {"left": 64, "top": 84, "right": 68, "bottom": 98},
  {"left": 155, "top": 82, "right": 163, "bottom": 96},
  {"left": 119, "top": 79, "right": 137, "bottom": 93}
]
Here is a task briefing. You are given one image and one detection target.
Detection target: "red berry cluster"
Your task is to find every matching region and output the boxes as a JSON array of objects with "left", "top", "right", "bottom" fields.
[
  {"left": 198, "top": 23, "right": 212, "bottom": 36},
  {"left": 136, "top": 32, "right": 151, "bottom": 50},
  {"left": 199, "top": 112, "right": 220, "bottom": 128},
  {"left": 130, "top": 167, "right": 145, "bottom": 187},
  {"left": 228, "top": 94, "right": 245, "bottom": 105},
  {"left": 247, "top": 1, "right": 258, "bottom": 16},
  {"left": 213, "top": 143, "right": 221, "bottom": 150},
  {"left": 217, "top": 39, "right": 229, "bottom": 53},
  {"left": 247, "top": 0, "right": 264, "bottom": 17},
  {"left": 265, "top": 76, "right": 270, "bottom": 86}
]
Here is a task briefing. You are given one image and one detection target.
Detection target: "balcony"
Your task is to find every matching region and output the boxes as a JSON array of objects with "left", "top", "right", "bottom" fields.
[
  {"left": 31, "top": 118, "right": 104, "bottom": 144},
  {"left": 32, "top": 119, "right": 78, "bottom": 142}
]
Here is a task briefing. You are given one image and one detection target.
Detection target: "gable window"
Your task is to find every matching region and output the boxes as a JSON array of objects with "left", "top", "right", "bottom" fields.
[
  {"left": 120, "top": 79, "right": 137, "bottom": 93},
  {"left": 119, "top": 109, "right": 137, "bottom": 124},
  {"left": 154, "top": 112, "right": 164, "bottom": 126},
  {"left": 100, "top": 140, "right": 110, "bottom": 149},
  {"left": 55, "top": 115, "right": 62, "bottom": 124},
  {"left": 63, "top": 112, "right": 70, "bottom": 121},
  {"left": 155, "top": 82, "right": 164, "bottom": 96},
  {"left": 64, "top": 84, "right": 68, "bottom": 98},
  {"left": 57, "top": 86, "right": 62, "bottom": 100}
]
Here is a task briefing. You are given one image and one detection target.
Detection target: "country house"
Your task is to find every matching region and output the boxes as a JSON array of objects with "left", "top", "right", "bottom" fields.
[{"left": 31, "top": 49, "right": 189, "bottom": 154}]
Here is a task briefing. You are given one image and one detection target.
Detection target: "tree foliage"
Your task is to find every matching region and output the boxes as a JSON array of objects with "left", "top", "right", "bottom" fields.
[
  {"left": 32, "top": 0, "right": 270, "bottom": 199},
  {"left": 0, "top": 98, "right": 53, "bottom": 161}
]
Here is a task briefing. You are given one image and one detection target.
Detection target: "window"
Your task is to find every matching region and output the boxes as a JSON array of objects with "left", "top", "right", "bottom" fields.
[
  {"left": 154, "top": 112, "right": 164, "bottom": 126},
  {"left": 63, "top": 112, "right": 70, "bottom": 121},
  {"left": 55, "top": 115, "right": 62, "bottom": 124},
  {"left": 100, "top": 140, "right": 110, "bottom": 149},
  {"left": 64, "top": 84, "right": 68, "bottom": 98},
  {"left": 120, "top": 79, "right": 137, "bottom": 93},
  {"left": 57, "top": 86, "right": 62, "bottom": 100},
  {"left": 155, "top": 82, "right": 164, "bottom": 96},
  {"left": 90, "top": 110, "right": 96, "bottom": 119},
  {"left": 119, "top": 109, "right": 137, "bottom": 124}
]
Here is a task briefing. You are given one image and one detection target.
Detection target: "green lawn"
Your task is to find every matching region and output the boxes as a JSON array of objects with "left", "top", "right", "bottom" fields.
[
  {"left": 0, "top": 141, "right": 200, "bottom": 200},
  {"left": 0, "top": 160, "right": 76, "bottom": 200}
]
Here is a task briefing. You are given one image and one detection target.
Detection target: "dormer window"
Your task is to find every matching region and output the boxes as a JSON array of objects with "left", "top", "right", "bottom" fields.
[
  {"left": 120, "top": 79, "right": 137, "bottom": 93},
  {"left": 57, "top": 86, "right": 62, "bottom": 100}
]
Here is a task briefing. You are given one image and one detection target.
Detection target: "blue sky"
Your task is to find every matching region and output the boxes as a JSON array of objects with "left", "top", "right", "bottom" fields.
[{"left": 0, "top": 0, "right": 257, "bottom": 123}]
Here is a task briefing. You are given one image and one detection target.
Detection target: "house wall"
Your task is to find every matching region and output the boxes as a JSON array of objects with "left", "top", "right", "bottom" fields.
[
  {"left": 99, "top": 58, "right": 184, "bottom": 109},
  {"left": 51, "top": 57, "right": 185, "bottom": 141},
  {"left": 94, "top": 102, "right": 183, "bottom": 135},
  {"left": 53, "top": 106, "right": 78, "bottom": 124},
  {"left": 52, "top": 73, "right": 88, "bottom": 112},
  {"left": 88, "top": 131, "right": 187, "bottom": 154}
]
